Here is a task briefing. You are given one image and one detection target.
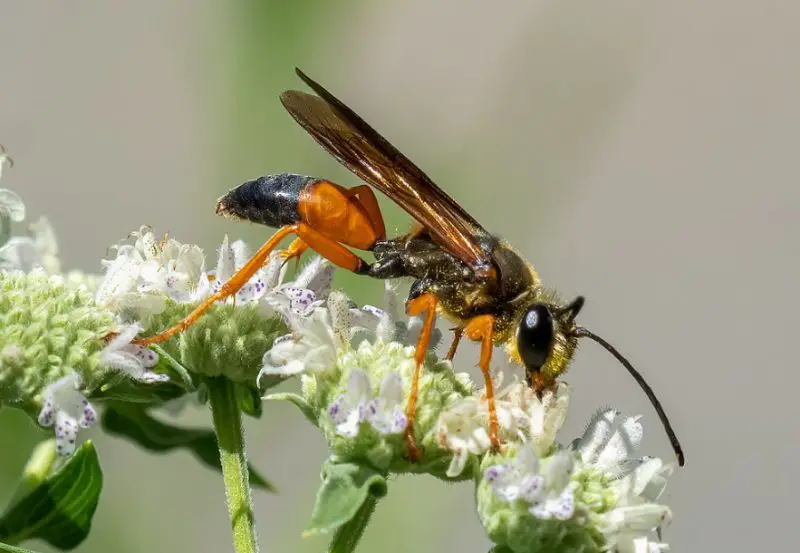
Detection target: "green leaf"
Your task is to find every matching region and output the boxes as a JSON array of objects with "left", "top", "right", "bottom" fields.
[
  {"left": 0, "top": 542, "right": 46, "bottom": 553},
  {"left": 0, "top": 442, "right": 102, "bottom": 550},
  {"left": 304, "top": 460, "right": 387, "bottom": 537},
  {"left": 101, "top": 403, "right": 274, "bottom": 491},
  {"left": 235, "top": 383, "right": 262, "bottom": 418},
  {"left": 7, "top": 440, "right": 58, "bottom": 506},
  {"left": 264, "top": 392, "right": 318, "bottom": 427}
]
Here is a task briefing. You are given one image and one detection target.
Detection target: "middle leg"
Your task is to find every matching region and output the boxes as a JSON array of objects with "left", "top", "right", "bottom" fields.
[{"left": 463, "top": 314, "right": 501, "bottom": 451}]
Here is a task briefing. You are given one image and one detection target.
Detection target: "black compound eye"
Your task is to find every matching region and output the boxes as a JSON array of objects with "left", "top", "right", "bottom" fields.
[{"left": 517, "top": 304, "right": 554, "bottom": 371}]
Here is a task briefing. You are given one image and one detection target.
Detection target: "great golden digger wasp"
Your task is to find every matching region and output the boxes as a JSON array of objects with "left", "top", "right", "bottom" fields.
[{"left": 135, "top": 68, "right": 684, "bottom": 466}]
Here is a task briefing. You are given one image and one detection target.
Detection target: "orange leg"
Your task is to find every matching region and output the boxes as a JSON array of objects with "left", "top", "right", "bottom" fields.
[
  {"left": 403, "top": 292, "right": 438, "bottom": 461},
  {"left": 133, "top": 223, "right": 368, "bottom": 346},
  {"left": 279, "top": 237, "right": 309, "bottom": 272},
  {"left": 464, "top": 315, "right": 500, "bottom": 452},
  {"left": 445, "top": 327, "right": 464, "bottom": 361},
  {"left": 345, "top": 185, "right": 386, "bottom": 241}
]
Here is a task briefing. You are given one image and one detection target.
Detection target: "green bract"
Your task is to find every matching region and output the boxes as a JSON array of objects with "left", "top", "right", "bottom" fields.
[
  {"left": 0, "top": 270, "right": 116, "bottom": 417},
  {"left": 141, "top": 302, "right": 287, "bottom": 384}
]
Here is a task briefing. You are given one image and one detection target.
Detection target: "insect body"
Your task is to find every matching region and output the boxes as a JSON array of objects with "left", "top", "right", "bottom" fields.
[{"left": 136, "top": 68, "right": 684, "bottom": 466}]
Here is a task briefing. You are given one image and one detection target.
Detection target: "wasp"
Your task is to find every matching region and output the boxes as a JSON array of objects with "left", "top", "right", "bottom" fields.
[{"left": 135, "top": 68, "right": 684, "bottom": 466}]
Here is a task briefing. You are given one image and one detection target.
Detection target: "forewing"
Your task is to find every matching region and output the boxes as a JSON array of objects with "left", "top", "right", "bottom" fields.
[{"left": 280, "top": 68, "right": 494, "bottom": 278}]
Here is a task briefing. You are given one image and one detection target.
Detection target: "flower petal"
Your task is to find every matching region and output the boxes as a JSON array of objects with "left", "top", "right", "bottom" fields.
[
  {"left": 595, "top": 415, "right": 643, "bottom": 468},
  {"left": 578, "top": 408, "right": 619, "bottom": 464}
]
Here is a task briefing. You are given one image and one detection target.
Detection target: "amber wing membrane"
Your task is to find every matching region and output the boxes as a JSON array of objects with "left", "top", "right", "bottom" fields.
[{"left": 280, "top": 67, "right": 495, "bottom": 279}]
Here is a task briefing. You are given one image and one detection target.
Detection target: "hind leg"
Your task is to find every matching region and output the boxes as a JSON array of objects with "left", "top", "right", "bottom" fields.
[{"left": 134, "top": 223, "right": 371, "bottom": 346}]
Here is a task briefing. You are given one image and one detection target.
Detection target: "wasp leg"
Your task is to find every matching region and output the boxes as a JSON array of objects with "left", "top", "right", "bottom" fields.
[
  {"left": 445, "top": 327, "right": 464, "bottom": 361},
  {"left": 345, "top": 185, "right": 386, "bottom": 242},
  {"left": 134, "top": 223, "right": 369, "bottom": 346},
  {"left": 403, "top": 291, "right": 438, "bottom": 462},
  {"left": 463, "top": 315, "right": 500, "bottom": 452},
  {"left": 279, "top": 237, "right": 309, "bottom": 272}
]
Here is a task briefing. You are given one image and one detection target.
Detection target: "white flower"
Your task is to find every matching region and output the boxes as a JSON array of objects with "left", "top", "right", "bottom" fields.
[
  {"left": 365, "top": 372, "right": 407, "bottom": 435},
  {"left": 209, "top": 235, "right": 273, "bottom": 305},
  {"left": 327, "top": 369, "right": 370, "bottom": 438},
  {"left": 99, "top": 323, "right": 166, "bottom": 383},
  {"left": 436, "top": 374, "right": 561, "bottom": 477},
  {"left": 354, "top": 281, "right": 442, "bottom": 348},
  {"left": 326, "top": 368, "right": 407, "bottom": 438},
  {"left": 96, "top": 226, "right": 207, "bottom": 315},
  {"left": 482, "top": 404, "right": 674, "bottom": 551},
  {"left": 485, "top": 445, "right": 577, "bottom": 521},
  {"left": 95, "top": 229, "right": 334, "bottom": 324},
  {"left": 583, "top": 410, "right": 672, "bottom": 553},
  {"left": 259, "top": 308, "right": 339, "bottom": 379},
  {"left": 37, "top": 373, "right": 98, "bottom": 456},
  {"left": 258, "top": 290, "right": 352, "bottom": 380}
]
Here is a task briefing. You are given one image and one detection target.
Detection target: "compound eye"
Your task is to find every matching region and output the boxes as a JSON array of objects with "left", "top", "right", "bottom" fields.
[{"left": 516, "top": 304, "right": 554, "bottom": 372}]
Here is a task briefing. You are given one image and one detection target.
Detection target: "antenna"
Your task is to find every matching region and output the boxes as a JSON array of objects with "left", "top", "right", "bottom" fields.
[{"left": 574, "top": 326, "right": 685, "bottom": 467}]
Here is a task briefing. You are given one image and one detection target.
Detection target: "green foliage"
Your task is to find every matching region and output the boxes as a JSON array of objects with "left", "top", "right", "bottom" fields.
[
  {"left": 305, "top": 459, "right": 387, "bottom": 538},
  {"left": 0, "top": 442, "right": 102, "bottom": 550},
  {"left": 235, "top": 382, "right": 263, "bottom": 418},
  {"left": 101, "top": 403, "right": 274, "bottom": 492},
  {"left": 0, "top": 542, "right": 45, "bottom": 553},
  {"left": 264, "top": 392, "right": 318, "bottom": 427}
]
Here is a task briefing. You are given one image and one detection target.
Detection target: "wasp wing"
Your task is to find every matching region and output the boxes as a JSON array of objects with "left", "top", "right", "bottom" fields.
[{"left": 280, "top": 67, "right": 495, "bottom": 279}]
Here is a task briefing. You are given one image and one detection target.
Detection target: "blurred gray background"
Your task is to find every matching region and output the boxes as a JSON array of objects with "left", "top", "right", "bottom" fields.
[{"left": 1, "top": 1, "right": 798, "bottom": 552}]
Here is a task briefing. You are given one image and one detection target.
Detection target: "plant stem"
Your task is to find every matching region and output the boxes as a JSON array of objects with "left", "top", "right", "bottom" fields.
[
  {"left": 207, "top": 376, "right": 259, "bottom": 553},
  {"left": 328, "top": 495, "right": 378, "bottom": 553}
]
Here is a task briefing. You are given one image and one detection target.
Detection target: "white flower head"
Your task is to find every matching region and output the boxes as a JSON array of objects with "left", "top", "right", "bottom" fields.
[
  {"left": 37, "top": 373, "right": 98, "bottom": 456},
  {"left": 99, "top": 323, "right": 165, "bottom": 383},
  {"left": 209, "top": 236, "right": 334, "bottom": 321},
  {"left": 209, "top": 235, "right": 270, "bottom": 304},
  {"left": 327, "top": 369, "right": 407, "bottom": 438},
  {"left": 258, "top": 289, "right": 352, "bottom": 382},
  {"left": 436, "top": 373, "right": 561, "bottom": 477},
  {"left": 96, "top": 226, "right": 207, "bottom": 316},
  {"left": 352, "top": 281, "right": 443, "bottom": 348},
  {"left": 478, "top": 403, "right": 674, "bottom": 553},
  {"left": 485, "top": 444, "right": 577, "bottom": 521},
  {"left": 259, "top": 277, "right": 451, "bottom": 382}
]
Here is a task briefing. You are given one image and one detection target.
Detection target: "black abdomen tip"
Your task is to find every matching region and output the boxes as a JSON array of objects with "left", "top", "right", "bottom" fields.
[{"left": 216, "top": 173, "right": 316, "bottom": 228}]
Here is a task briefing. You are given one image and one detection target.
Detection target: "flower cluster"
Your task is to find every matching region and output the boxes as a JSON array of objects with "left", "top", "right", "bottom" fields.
[
  {"left": 262, "top": 284, "right": 473, "bottom": 475},
  {"left": 0, "top": 165, "right": 172, "bottom": 455},
  {"left": 477, "top": 403, "right": 673, "bottom": 553},
  {"left": 96, "top": 228, "right": 332, "bottom": 384},
  {"left": 0, "top": 269, "right": 167, "bottom": 455}
]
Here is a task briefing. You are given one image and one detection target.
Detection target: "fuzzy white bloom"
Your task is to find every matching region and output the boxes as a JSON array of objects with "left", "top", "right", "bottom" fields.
[
  {"left": 479, "top": 397, "right": 674, "bottom": 553},
  {"left": 99, "top": 323, "right": 165, "bottom": 383},
  {"left": 435, "top": 376, "right": 569, "bottom": 477},
  {"left": 37, "top": 373, "right": 97, "bottom": 456},
  {"left": 259, "top": 281, "right": 440, "bottom": 381},
  {"left": 95, "top": 226, "right": 206, "bottom": 315},
  {"left": 579, "top": 411, "right": 673, "bottom": 553},
  {"left": 96, "top": 229, "right": 334, "bottom": 322},
  {"left": 326, "top": 369, "right": 407, "bottom": 437}
]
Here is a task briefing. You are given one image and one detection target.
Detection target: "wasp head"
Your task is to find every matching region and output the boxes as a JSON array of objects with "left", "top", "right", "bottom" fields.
[{"left": 513, "top": 296, "right": 584, "bottom": 390}]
